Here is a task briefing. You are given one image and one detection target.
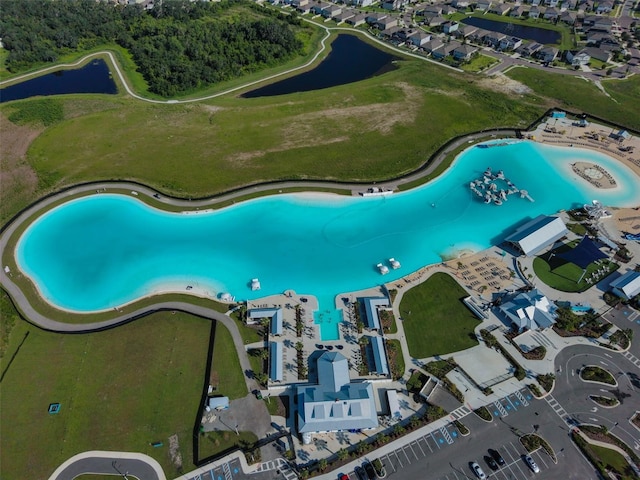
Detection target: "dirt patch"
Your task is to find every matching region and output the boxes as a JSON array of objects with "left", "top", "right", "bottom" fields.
[
  {"left": 226, "top": 82, "right": 421, "bottom": 163},
  {"left": 168, "top": 434, "right": 183, "bottom": 471},
  {"left": 0, "top": 114, "right": 41, "bottom": 220},
  {"left": 477, "top": 74, "right": 533, "bottom": 96}
]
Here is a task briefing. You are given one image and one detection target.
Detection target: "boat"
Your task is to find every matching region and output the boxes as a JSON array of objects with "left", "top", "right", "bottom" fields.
[
  {"left": 494, "top": 199, "right": 503, "bottom": 206},
  {"left": 500, "top": 190, "right": 508, "bottom": 201},
  {"left": 377, "top": 263, "right": 389, "bottom": 275},
  {"left": 496, "top": 170, "right": 505, "bottom": 180},
  {"left": 251, "top": 278, "right": 261, "bottom": 291},
  {"left": 483, "top": 167, "right": 492, "bottom": 176},
  {"left": 389, "top": 258, "right": 401, "bottom": 269},
  {"left": 484, "top": 193, "right": 492, "bottom": 204}
]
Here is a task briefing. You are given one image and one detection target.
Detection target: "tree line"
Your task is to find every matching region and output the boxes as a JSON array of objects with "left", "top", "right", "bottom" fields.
[{"left": 0, "top": 0, "right": 305, "bottom": 96}]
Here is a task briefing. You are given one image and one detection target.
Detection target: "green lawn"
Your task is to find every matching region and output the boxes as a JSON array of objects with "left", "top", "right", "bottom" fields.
[
  {"left": 209, "top": 322, "right": 249, "bottom": 400},
  {"left": 461, "top": 54, "right": 499, "bottom": 73},
  {"left": 590, "top": 444, "right": 636, "bottom": 480},
  {"left": 199, "top": 430, "right": 258, "bottom": 460},
  {"left": 0, "top": 307, "right": 211, "bottom": 480},
  {"left": 506, "top": 67, "right": 640, "bottom": 131},
  {"left": 399, "top": 272, "right": 480, "bottom": 358},
  {"left": 532, "top": 243, "right": 619, "bottom": 292}
]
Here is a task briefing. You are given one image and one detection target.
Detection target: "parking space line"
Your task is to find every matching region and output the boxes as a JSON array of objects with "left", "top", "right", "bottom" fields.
[
  {"left": 400, "top": 446, "right": 412, "bottom": 464},
  {"left": 431, "top": 432, "right": 442, "bottom": 449},
  {"left": 404, "top": 444, "right": 417, "bottom": 461},
  {"left": 383, "top": 455, "right": 396, "bottom": 473},
  {"left": 413, "top": 439, "right": 426, "bottom": 456},
  {"left": 393, "top": 450, "right": 404, "bottom": 468},
  {"left": 534, "top": 449, "right": 549, "bottom": 469},
  {"left": 505, "top": 395, "right": 518, "bottom": 411},
  {"left": 421, "top": 436, "right": 434, "bottom": 453}
]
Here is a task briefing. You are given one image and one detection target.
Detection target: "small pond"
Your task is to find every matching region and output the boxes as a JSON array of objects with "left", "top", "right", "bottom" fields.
[
  {"left": 0, "top": 59, "right": 117, "bottom": 103},
  {"left": 461, "top": 17, "right": 560, "bottom": 44},
  {"left": 242, "top": 34, "right": 399, "bottom": 98}
]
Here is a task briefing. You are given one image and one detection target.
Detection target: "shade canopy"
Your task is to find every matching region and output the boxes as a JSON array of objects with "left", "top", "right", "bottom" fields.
[{"left": 558, "top": 236, "right": 607, "bottom": 269}]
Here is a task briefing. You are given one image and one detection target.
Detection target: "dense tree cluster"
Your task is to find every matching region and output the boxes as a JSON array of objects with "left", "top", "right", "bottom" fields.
[{"left": 0, "top": 0, "right": 304, "bottom": 96}]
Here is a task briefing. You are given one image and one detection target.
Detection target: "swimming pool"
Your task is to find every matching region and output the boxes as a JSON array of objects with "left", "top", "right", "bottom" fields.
[{"left": 15, "top": 141, "right": 640, "bottom": 340}]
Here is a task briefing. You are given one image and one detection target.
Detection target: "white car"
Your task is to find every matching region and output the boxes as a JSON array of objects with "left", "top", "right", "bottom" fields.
[
  {"left": 470, "top": 461, "right": 487, "bottom": 480},
  {"left": 525, "top": 455, "right": 540, "bottom": 473}
]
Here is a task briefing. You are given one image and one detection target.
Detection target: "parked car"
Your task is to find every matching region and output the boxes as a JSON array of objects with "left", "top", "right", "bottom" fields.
[
  {"left": 470, "top": 461, "right": 487, "bottom": 480},
  {"left": 354, "top": 466, "right": 368, "bottom": 480},
  {"left": 524, "top": 455, "right": 540, "bottom": 473},
  {"left": 339, "top": 474, "right": 349, "bottom": 480},
  {"left": 488, "top": 448, "right": 506, "bottom": 466},
  {"left": 484, "top": 455, "right": 499, "bottom": 470},
  {"left": 363, "top": 461, "right": 377, "bottom": 479}
]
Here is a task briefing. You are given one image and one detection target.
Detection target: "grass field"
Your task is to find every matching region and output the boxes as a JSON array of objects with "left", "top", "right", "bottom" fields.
[
  {"left": 0, "top": 307, "right": 211, "bottom": 480},
  {"left": 399, "top": 272, "right": 480, "bottom": 358},
  {"left": 506, "top": 67, "right": 640, "bottom": 131},
  {"left": 209, "top": 323, "right": 249, "bottom": 400},
  {"left": 589, "top": 444, "right": 636, "bottom": 479},
  {"left": 461, "top": 54, "right": 499, "bottom": 73},
  {"left": 532, "top": 243, "right": 619, "bottom": 292}
]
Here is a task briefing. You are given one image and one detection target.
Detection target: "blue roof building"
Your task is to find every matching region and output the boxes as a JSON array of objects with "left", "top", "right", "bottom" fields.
[
  {"left": 610, "top": 271, "right": 640, "bottom": 300},
  {"left": 361, "top": 297, "right": 389, "bottom": 330},
  {"left": 269, "top": 341, "right": 284, "bottom": 382},
  {"left": 497, "top": 289, "right": 557, "bottom": 331},
  {"left": 297, "top": 352, "right": 378, "bottom": 440},
  {"left": 370, "top": 336, "right": 390, "bottom": 376},
  {"left": 249, "top": 307, "right": 283, "bottom": 336}
]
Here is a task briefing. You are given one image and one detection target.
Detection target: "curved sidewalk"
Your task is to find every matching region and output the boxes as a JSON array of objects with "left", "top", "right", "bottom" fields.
[{"left": 48, "top": 450, "right": 166, "bottom": 480}]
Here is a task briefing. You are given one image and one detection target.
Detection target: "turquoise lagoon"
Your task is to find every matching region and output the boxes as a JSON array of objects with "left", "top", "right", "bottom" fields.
[{"left": 15, "top": 141, "right": 640, "bottom": 339}]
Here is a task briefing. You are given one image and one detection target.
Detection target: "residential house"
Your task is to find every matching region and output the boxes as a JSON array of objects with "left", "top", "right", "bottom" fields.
[
  {"left": 407, "top": 30, "right": 432, "bottom": 47},
  {"left": 419, "top": 4, "right": 442, "bottom": 15},
  {"left": 422, "top": 38, "right": 444, "bottom": 53},
  {"left": 382, "top": 0, "right": 409, "bottom": 10},
  {"left": 452, "top": 44, "right": 478, "bottom": 60},
  {"left": 585, "top": 46, "right": 612, "bottom": 62},
  {"left": 334, "top": 10, "right": 355, "bottom": 23},
  {"left": 499, "top": 36, "right": 523, "bottom": 51},
  {"left": 441, "top": 5, "right": 457, "bottom": 14},
  {"left": 484, "top": 31, "right": 507, "bottom": 48},
  {"left": 375, "top": 16, "right": 399, "bottom": 30},
  {"left": 530, "top": 0, "right": 542, "bottom": 5},
  {"left": 347, "top": 0, "right": 375, "bottom": 6},
  {"left": 584, "top": 15, "right": 615, "bottom": 33},
  {"left": 566, "top": 48, "right": 591, "bottom": 65},
  {"left": 537, "top": 46, "right": 559, "bottom": 63},
  {"left": 346, "top": 13, "right": 367, "bottom": 26},
  {"left": 476, "top": 0, "right": 492, "bottom": 11},
  {"left": 564, "top": 0, "right": 578, "bottom": 8},
  {"left": 381, "top": 25, "right": 404, "bottom": 38},
  {"left": 296, "top": 2, "right": 312, "bottom": 13},
  {"left": 425, "top": 15, "right": 447, "bottom": 27},
  {"left": 431, "top": 41, "right": 460, "bottom": 59},
  {"left": 468, "top": 28, "right": 492, "bottom": 43},
  {"left": 366, "top": 13, "right": 387, "bottom": 25},
  {"left": 291, "top": 0, "right": 309, "bottom": 7},
  {"left": 451, "top": 0, "right": 471, "bottom": 8},
  {"left": 544, "top": 0, "right": 559, "bottom": 7},
  {"left": 559, "top": 10, "right": 577, "bottom": 25},
  {"left": 528, "top": 5, "right": 544, "bottom": 18},
  {"left": 518, "top": 41, "right": 543, "bottom": 57},
  {"left": 489, "top": 3, "right": 511, "bottom": 15},
  {"left": 311, "top": 2, "right": 330, "bottom": 15},
  {"left": 442, "top": 21, "right": 460, "bottom": 34},
  {"left": 322, "top": 4, "right": 342, "bottom": 18},
  {"left": 455, "top": 24, "right": 478, "bottom": 39},
  {"left": 510, "top": 5, "right": 527, "bottom": 17},
  {"left": 596, "top": 0, "right": 614, "bottom": 13},
  {"left": 543, "top": 7, "right": 560, "bottom": 21}
]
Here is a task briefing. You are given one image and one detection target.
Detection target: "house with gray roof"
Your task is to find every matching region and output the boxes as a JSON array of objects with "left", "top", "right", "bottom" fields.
[
  {"left": 529, "top": 5, "right": 544, "bottom": 18},
  {"left": 408, "top": 30, "right": 432, "bottom": 47},
  {"left": 610, "top": 271, "right": 640, "bottom": 300},
  {"left": 346, "top": 13, "right": 367, "bottom": 26},
  {"left": 334, "top": 10, "right": 355, "bottom": 23},
  {"left": 422, "top": 38, "right": 444, "bottom": 53},
  {"left": 322, "top": 4, "right": 342, "bottom": 18},
  {"left": 476, "top": 0, "right": 493, "bottom": 11},
  {"left": 510, "top": 5, "right": 527, "bottom": 17},
  {"left": 452, "top": 44, "right": 478, "bottom": 60},
  {"left": 537, "top": 46, "right": 559, "bottom": 63},
  {"left": 499, "top": 36, "right": 523, "bottom": 51},
  {"left": 504, "top": 215, "right": 568, "bottom": 256},
  {"left": 296, "top": 352, "right": 378, "bottom": 442},
  {"left": 518, "top": 42, "right": 543, "bottom": 57},
  {"left": 566, "top": 48, "right": 592, "bottom": 66},
  {"left": 559, "top": 10, "right": 577, "bottom": 25},
  {"left": 489, "top": 3, "right": 511, "bottom": 15},
  {"left": 455, "top": 24, "right": 478, "bottom": 38},
  {"left": 497, "top": 289, "right": 558, "bottom": 332}
]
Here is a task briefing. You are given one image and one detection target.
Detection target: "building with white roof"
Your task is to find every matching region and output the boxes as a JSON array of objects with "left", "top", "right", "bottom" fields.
[
  {"left": 497, "top": 289, "right": 558, "bottom": 332},
  {"left": 296, "top": 352, "right": 378, "bottom": 442},
  {"left": 505, "top": 215, "right": 568, "bottom": 256},
  {"left": 361, "top": 297, "right": 389, "bottom": 330},
  {"left": 610, "top": 271, "right": 640, "bottom": 300},
  {"left": 248, "top": 307, "right": 283, "bottom": 336}
]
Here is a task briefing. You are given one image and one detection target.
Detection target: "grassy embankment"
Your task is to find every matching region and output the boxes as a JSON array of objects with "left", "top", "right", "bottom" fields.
[
  {"left": 0, "top": 291, "right": 216, "bottom": 480},
  {"left": 506, "top": 67, "right": 640, "bottom": 131},
  {"left": 399, "top": 272, "right": 480, "bottom": 358}
]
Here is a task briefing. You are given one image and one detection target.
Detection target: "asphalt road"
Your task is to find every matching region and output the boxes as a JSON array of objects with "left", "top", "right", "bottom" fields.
[{"left": 53, "top": 457, "right": 160, "bottom": 480}]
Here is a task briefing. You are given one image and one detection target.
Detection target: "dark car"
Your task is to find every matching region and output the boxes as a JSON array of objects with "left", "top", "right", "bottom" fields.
[
  {"left": 354, "top": 466, "right": 368, "bottom": 480},
  {"left": 363, "top": 461, "right": 377, "bottom": 479},
  {"left": 488, "top": 448, "right": 506, "bottom": 466},
  {"left": 484, "top": 455, "right": 499, "bottom": 471}
]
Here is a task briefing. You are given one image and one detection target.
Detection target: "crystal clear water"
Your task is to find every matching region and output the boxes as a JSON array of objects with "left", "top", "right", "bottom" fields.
[{"left": 16, "top": 141, "right": 640, "bottom": 339}]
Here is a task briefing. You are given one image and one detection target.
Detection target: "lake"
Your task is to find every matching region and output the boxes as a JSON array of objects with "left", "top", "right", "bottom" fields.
[
  {"left": 242, "top": 34, "right": 399, "bottom": 98},
  {"left": 461, "top": 17, "right": 560, "bottom": 44},
  {"left": 0, "top": 59, "right": 117, "bottom": 103}
]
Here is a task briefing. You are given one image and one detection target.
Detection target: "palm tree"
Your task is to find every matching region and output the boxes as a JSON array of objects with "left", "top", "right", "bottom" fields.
[
  {"left": 318, "top": 458, "right": 328, "bottom": 471},
  {"left": 337, "top": 448, "right": 349, "bottom": 461},
  {"left": 359, "top": 336, "right": 370, "bottom": 346}
]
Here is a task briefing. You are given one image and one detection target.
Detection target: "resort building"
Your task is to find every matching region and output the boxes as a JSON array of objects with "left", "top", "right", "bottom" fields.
[
  {"left": 248, "top": 307, "right": 283, "bottom": 336},
  {"left": 296, "top": 352, "right": 378, "bottom": 443},
  {"left": 360, "top": 297, "right": 390, "bottom": 331},
  {"left": 505, "top": 215, "right": 568, "bottom": 256},
  {"left": 270, "top": 341, "right": 284, "bottom": 382},
  {"left": 369, "top": 336, "right": 390, "bottom": 376},
  {"left": 610, "top": 271, "right": 640, "bottom": 300},
  {"left": 497, "top": 289, "right": 558, "bottom": 332}
]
